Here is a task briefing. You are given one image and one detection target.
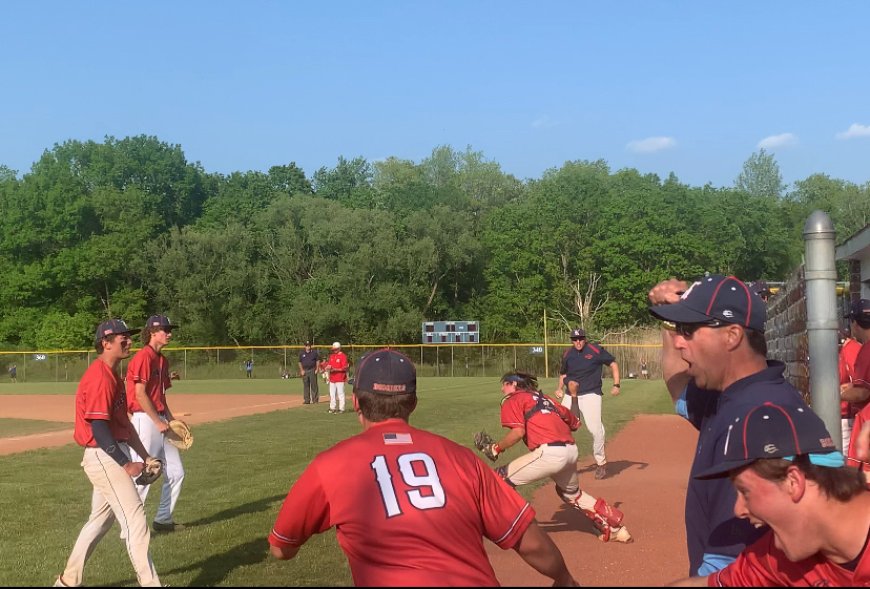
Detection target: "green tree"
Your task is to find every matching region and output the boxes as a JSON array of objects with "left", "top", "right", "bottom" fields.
[{"left": 734, "top": 149, "right": 786, "bottom": 199}]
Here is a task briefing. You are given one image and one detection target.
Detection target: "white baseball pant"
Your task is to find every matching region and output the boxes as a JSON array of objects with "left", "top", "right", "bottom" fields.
[
  {"left": 561, "top": 393, "right": 606, "bottom": 467},
  {"left": 130, "top": 413, "right": 185, "bottom": 525},
  {"left": 60, "top": 446, "right": 161, "bottom": 587}
]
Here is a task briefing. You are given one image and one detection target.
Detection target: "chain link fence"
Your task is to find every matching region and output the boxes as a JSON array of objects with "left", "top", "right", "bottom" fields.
[{"left": 0, "top": 332, "right": 662, "bottom": 384}]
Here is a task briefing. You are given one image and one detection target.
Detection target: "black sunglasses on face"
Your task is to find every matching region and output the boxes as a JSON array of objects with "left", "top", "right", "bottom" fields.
[{"left": 674, "top": 320, "right": 728, "bottom": 338}]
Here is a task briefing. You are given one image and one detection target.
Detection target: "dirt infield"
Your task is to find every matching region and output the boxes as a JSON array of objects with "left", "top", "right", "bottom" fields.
[
  {"left": 0, "top": 394, "right": 302, "bottom": 455},
  {"left": 0, "top": 395, "right": 694, "bottom": 586},
  {"left": 487, "top": 414, "right": 695, "bottom": 586}
]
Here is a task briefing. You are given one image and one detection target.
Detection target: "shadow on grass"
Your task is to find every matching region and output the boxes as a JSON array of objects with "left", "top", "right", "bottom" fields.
[{"left": 184, "top": 493, "right": 287, "bottom": 528}]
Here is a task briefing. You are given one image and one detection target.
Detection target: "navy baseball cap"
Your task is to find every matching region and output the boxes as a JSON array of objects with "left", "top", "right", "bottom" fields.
[
  {"left": 353, "top": 349, "right": 416, "bottom": 396},
  {"left": 94, "top": 319, "right": 137, "bottom": 344},
  {"left": 695, "top": 402, "right": 841, "bottom": 479},
  {"left": 304, "top": 340, "right": 312, "bottom": 346},
  {"left": 648, "top": 274, "right": 766, "bottom": 332},
  {"left": 845, "top": 299, "right": 870, "bottom": 321},
  {"left": 145, "top": 315, "right": 178, "bottom": 330},
  {"left": 570, "top": 328, "right": 586, "bottom": 340}
]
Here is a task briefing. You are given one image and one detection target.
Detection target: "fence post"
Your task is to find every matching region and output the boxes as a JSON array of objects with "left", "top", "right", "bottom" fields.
[{"left": 803, "top": 210, "right": 842, "bottom": 447}]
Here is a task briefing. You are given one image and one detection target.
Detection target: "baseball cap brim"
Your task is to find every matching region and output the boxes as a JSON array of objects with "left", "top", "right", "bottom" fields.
[
  {"left": 648, "top": 303, "right": 714, "bottom": 325},
  {"left": 694, "top": 458, "right": 757, "bottom": 480}
]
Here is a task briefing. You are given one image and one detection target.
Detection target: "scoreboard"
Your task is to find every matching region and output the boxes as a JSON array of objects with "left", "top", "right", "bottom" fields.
[{"left": 421, "top": 320, "right": 479, "bottom": 344}]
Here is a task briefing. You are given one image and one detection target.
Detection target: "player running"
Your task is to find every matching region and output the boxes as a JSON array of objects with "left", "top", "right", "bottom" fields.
[
  {"left": 477, "top": 371, "right": 632, "bottom": 543},
  {"left": 268, "top": 349, "right": 579, "bottom": 586}
]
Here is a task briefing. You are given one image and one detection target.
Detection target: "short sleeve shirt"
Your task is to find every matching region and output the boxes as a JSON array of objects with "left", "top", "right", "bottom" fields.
[
  {"left": 500, "top": 389, "right": 579, "bottom": 450},
  {"left": 326, "top": 351, "right": 348, "bottom": 383},
  {"left": 299, "top": 349, "right": 320, "bottom": 370},
  {"left": 709, "top": 529, "right": 870, "bottom": 586},
  {"left": 268, "top": 419, "right": 534, "bottom": 586},
  {"left": 126, "top": 345, "right": 171, "bottom": 413},
  {"left": 74, "top": 359, "right": 130, "bottom": 447},
  {"left": 559, "top": 343, "right": 615, "bottom": 394},
  {"left": 682, "top": 361, "right": 807, "bottom": 576}
]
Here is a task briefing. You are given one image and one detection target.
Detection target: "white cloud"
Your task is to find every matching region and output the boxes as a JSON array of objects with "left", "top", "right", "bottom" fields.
[
  {"left": 757, "top": 133, "right": 798, "bottom": 149},
  {"left": 531, "top": 116, "right": 557, "bottom": 129},
  {"left": 835, "top": 123, "right": 870, "bottom": 140},
  {"left": 625, "top": 136, "right": 677, "bottom": 153}
]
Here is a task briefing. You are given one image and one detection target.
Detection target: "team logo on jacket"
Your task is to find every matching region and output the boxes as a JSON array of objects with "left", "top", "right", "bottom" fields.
[{"left": 585, "top": 354, "right": 593, "bottom": 359}]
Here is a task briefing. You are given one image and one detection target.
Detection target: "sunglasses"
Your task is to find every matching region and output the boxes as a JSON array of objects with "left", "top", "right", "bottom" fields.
[{"left": 674, "top": 320, "right": 728, "bottom": 338}]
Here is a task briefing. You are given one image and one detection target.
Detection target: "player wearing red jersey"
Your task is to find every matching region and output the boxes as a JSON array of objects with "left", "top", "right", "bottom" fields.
[
  {"left": 268, "top": 349, "right": 578, "bottom": 587},
  {"left": 485, "top": 371, "right": 632, "bottom": 543},
  {"left": 324, "top": 341, "right": 349, "bottom": 414},
  {"left": 55, "top": 319, "right": 161, "bottom": 588},
  {"left": 127, "top": 314, "right": 185, "bottom": 533},
  {"left": 667, "top": 402, "right": 869, "bottom": 587}
]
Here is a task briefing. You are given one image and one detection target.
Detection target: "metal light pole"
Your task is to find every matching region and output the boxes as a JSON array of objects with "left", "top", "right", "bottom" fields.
[{"left": 803, "top": 210, "right": 842, "bottom": 447}]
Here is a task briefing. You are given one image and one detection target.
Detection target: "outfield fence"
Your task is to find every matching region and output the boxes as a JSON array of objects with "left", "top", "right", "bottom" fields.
[{"left": 0, "top": 332, "right": 663, "bottom": 384}]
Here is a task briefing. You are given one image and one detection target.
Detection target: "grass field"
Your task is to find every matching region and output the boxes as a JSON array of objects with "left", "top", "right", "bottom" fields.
[{"left": 0, "top": 376, "right": 673, "bottom": 587}]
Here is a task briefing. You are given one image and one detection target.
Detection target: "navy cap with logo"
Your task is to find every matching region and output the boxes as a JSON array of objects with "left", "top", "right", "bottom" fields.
[
  {"left": 695, "top": 402, "right": 841, "bottom": 479},
  {"left": 648, "top": 274, "right": 766, "bottom": 332},
  {"left": 94, "top": 319, "right": 137, "bottom": 344},
  {"left": 145, "top": 315, "right": 178, "bottom": 330},
  {"left": 845, "top": 299, "right": 870, "bottom": 321},
  {"left": 353, "top": 349, "right": 416, "bottom": 396},
  {"left": 304, "top": 341, "right": 312, "bottom": 347},
  {"left": 570, "top": 328, "right": 586, "bottom": 340}
]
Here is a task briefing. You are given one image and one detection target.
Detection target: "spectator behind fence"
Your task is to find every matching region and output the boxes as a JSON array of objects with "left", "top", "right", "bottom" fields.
[
  {"left": 841, "top": 299, "right": 870, "bottom": 456},
  {"left": 648, "top": 274, "right": 811, "bottom": 577},
  {"left": 666, "top": 402, "right": 868, "bottom": 587},
  {"left": 839, "top": 302, "right": 867, "bottom": 452},
  {"left": 268, "top": 349, "right": 579, "bottom": 587}
]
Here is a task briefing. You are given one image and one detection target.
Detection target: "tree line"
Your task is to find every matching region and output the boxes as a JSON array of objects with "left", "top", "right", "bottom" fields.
[{"left": 0, "top": 136, "right": 867, "bottom": 349}]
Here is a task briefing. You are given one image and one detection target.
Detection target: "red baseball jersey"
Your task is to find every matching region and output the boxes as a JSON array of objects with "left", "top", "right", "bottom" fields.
[
  {"left": 840, "top": 338, "right": 863, "bottom": 418},
  {"left": 709, "top": 528, "right": 870, "bottom": 586},
  {"left": 326, "top": 351, "right": 348, "bottom": 383},
  {"left": 500, "top": 389, "right": 579, "bottom": 450},
  {"left": 268, "top": 419, "right": 534, "bottom": 586},
  {"left": 126, "top": 345, "right": 171, "bottom": 413},
  {"left": 74, "top": 359, "right": 131, "bottom": 447},
  {"left": 850, "top": 340, "right": 870, "bottom": 421},
  {"left": 847, "top": 403, "right": 870, "bottom": 480}
]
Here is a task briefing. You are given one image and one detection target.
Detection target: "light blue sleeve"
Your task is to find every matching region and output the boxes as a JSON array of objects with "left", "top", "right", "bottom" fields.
[
  {"left": 697, "top": 553, "right": 736, "bottom": 576},
  {"left": 674, "top": 385, "right": 689, "bottom": 420}
]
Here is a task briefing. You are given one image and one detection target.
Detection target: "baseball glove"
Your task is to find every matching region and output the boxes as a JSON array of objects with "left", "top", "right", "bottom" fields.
[
  {"left": 135, "top": 457, "right": 163, "bottom": 486},
  {"left": 473, "top": 431, "right": 500, "bottom": 462},
  {"left": 166, "top": 419, "right": 194, "bottom": 450}
]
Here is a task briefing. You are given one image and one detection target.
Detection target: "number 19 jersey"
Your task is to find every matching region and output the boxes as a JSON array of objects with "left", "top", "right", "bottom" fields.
[{"left": 268, "top": 418, "right": 534, "bottom": 586}]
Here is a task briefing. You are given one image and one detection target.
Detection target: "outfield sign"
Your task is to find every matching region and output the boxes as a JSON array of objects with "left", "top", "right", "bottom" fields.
[
  {"left": 529, "top": 346, "right": 544, "bottom": 355},
  {"left": 421, "top": 320, "right": 479, "bottom": 344}
]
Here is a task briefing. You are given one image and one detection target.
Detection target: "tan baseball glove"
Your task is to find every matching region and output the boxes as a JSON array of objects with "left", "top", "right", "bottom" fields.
[{"left": 166, "top": 419, "right": 194, "bottom": 450}]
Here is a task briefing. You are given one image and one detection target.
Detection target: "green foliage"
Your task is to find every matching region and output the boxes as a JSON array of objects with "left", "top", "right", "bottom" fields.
[
  {"left": 734, "top": 148, "right": 786, "bottom": 199},
  {"left": 0, "top": 136, "right": 862, "bottom": 347}
]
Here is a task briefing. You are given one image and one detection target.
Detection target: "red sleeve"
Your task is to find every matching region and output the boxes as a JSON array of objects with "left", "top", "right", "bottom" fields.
[
  {"left": 500, "top": 394, "right": 525, "bottom": 429},
  {"left": 476, "top": 458, "right": 535, "bottom": 549},
  {"left": 268, "top": 463, "right": 332, "bottom": 550},
  {"left": 127, "top": 351, "right": 150, "bottom": 384},
  {"left": 83, "top": 373, "right": 117, "bottom": 421},
  {"left": 853, "top": 343, "right": 870, "bottom": 389}
]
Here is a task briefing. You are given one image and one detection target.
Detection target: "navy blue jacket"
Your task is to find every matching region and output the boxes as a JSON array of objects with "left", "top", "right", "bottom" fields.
[
  {"left": 559, "top": 343, "right": 615, "bottom": 395},
  {"left": 679, "top": 361, "right": 806, "bottom": 576}
]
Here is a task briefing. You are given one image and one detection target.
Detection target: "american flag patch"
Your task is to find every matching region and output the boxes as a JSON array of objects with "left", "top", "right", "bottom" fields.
[{"left": 383, "top": 432, "right": 412, "bottom": 445}]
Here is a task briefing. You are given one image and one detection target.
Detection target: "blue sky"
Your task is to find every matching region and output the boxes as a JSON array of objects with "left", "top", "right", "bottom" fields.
[{"left": 3, "top": 2, "right": 869, "bottom": 189}]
